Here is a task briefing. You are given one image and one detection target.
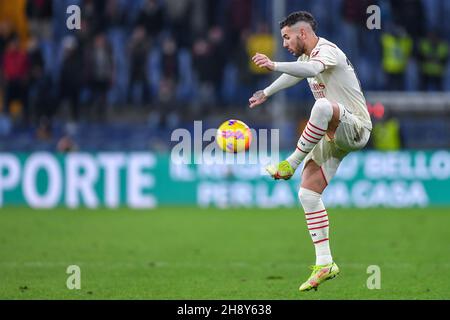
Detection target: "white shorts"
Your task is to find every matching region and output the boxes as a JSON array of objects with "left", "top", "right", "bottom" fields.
[{"left": 302, "top": 103, "right": 371, "bottom": 183}]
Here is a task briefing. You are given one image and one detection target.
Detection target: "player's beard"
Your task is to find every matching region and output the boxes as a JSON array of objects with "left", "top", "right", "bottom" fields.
[{"left": 293, "top": 37, "right": 306, "bottom": 57}]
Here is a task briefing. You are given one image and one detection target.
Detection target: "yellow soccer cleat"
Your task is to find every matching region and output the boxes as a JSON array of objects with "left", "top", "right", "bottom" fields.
[
  {"left": 265, "top": 160, "right": 294, "bottom": 180},
  {"left": 299, "top": 262, "right": 340, "bottom": 292}
]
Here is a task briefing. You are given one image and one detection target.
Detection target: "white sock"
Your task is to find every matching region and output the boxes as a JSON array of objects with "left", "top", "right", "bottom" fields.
[
  {"left": 287, "top": 99, "right": 333, "bottom": 170},
  {"left": 298, "top": 187, "right": 332, "bottom": 266}
]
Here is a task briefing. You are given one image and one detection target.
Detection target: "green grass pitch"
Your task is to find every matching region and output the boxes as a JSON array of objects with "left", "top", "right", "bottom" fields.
[{"left": 0, "top": 207, "right": 449, "bottom": 299}]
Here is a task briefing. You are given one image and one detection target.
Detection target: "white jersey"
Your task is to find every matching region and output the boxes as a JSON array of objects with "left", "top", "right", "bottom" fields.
[{"left": 299, "top": 37, "right": 372, "bottom": 129}]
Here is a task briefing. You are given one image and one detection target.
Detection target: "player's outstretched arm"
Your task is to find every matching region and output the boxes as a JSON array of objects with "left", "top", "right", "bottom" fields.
[
  {"left": 274, "top": 60, "right": 324, "bottom": 78},
  {"left": 252, "top": 52, "right": 324, "bottom": 78},
  {"left": 249, "top": 53, "right": 304, "bottom": 108},
  {"left": 248, "top": 73, "right": 303, "bottom": 108}
]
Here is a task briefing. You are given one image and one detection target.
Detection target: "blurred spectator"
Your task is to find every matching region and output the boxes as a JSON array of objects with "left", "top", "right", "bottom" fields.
[
  {"left": 76, "top": 16, "right": 92, "bottom": 50},
  {"left": 83, "top": 0, "right": 107, "bottom": 34},
  {"left": 26, "top": 0, "right": 52, "bottom": 39},
  {"left": 340, "top": 0, "right": 377, "bottom": 62},
  {"left": 27, "top": 35, "right": 45, "bottom": 123},
  {"left": 245, "top": 22, "right": 275, "bottom": 90},
  {"left": 36, "top": 115, "right": 52, "bottom": 141},
  {"left": 246, "top": 22, "right": 274, "bottom": 75},
  {"left": 2, "top": 34, "right": 30, "bottom": 123},
  {"left": 0, "top": 114, "right": 12, "bottom": 136},
  {"left": 390, "top": 0, "right": 424, "bottom": 41},
  {"left": 34, "top": 75, "right": 56, "bottom": 126},
  {"left": 104, "top": 0, "right": 126, "bottom": 30},
  {"left": 127, "top": 26, "right": 151, "bottom": 106},
  {"left": 161, "top": 36, "right": 179, "bottom": 84},
  {"left": 149, "top": 76, "right": 180, "bottom": 129},
  {"left": 225, "top": 0, "right": 252, "bottom": 50},
  {"left": 232, "top": 30, "right": 254, "bottom": 100},
  {"left": 381, "top": 25, "right": 413, "bottom": 90},
  {"left": 192, "top": 37, "right": 215, "bottom": 109},
  {"left": 165, "top": 0, "right": 193, "bottom": 48},
  {"left": 417, "top": 30, "right": 449, "bottom": 91},
  {"left": 152, "top": 35, "right": 180, "bottom": 121},
  {"left": 85, "top": 33, "right": 114, "bottom": 121},
  {"left": 27, "top": 36, "right": 44, "bottom": 85},
  {"left": 191, "top": 26, "right": 228, "bottom": 109},
  {"left": 135, "top": 0, "right": 165, "bottom": 41},
  {"left": 207, "top": 26, "right": 227, "bottom": 105},
  {"left": 372, "top": 117, "right": 402, "bottom": 150},
  {"left": 58, "top": 36, "right": 82, "bottom": 121},
  {"left": 57, "top": 134, "right": 78, "bottom": 153},
  {"left": 0, "top": 21, "right": 15, "bottom": 58},
  {"left": 203, "top": 0, "right": 224, "bottom": 31},
  {"left": 0, "top": 22, "right": 14, "bottom": 115},
  {"left": 0, "top": 0, "right": 29, "bottom": 44},
  {"left": 190, "top": 0, "right": 208, "bottom": 38},
  {"left": 26, "top": 0, "right": 52, "bottom": 18}
]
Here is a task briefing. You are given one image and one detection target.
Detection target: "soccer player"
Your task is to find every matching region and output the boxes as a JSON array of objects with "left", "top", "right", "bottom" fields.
[{"left": 249, "top": 11, "right": 372, "bottom": 291}]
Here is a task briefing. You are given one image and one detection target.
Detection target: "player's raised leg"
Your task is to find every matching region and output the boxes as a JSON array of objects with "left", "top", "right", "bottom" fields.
[
  {"left": 265, "top": 98, "right": 339, "bottom": 180},
  {"left": 286, "top": 98, "right": 339, "bottom": 170},
  {"left": 298, "top": 160, "right": 339, "bottom": 291}
]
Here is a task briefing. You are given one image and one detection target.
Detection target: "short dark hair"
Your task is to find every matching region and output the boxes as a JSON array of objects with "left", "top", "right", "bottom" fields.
[{"left": 279, "top": 11, "right": 318, "bottom": 32}]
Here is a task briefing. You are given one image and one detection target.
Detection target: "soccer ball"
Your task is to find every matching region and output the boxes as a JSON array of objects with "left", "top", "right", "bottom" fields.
[{"left": 216, "top": 119, "right": 252, "bottom": 153}]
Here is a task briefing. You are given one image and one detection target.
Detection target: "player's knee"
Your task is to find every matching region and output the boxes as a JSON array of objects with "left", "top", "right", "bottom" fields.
[
  {"left": 298, "top": 187, "right": 321, "bottom": 206},
  {"left": 311, "top": 98, "right": 333, "bottom": 122}
]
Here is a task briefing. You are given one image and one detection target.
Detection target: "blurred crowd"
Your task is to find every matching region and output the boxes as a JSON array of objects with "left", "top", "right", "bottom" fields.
[{"left": 0, "top": 0, "right": 449, "bottom": 151}]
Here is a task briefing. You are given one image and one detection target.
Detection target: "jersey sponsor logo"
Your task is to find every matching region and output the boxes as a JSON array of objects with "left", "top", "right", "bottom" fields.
[
  {"left": 310, "top": 83, "right": 326, "bottom": 91},
  {"left": 309, "top": 82, "right": 326, "bottom": 99}
]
